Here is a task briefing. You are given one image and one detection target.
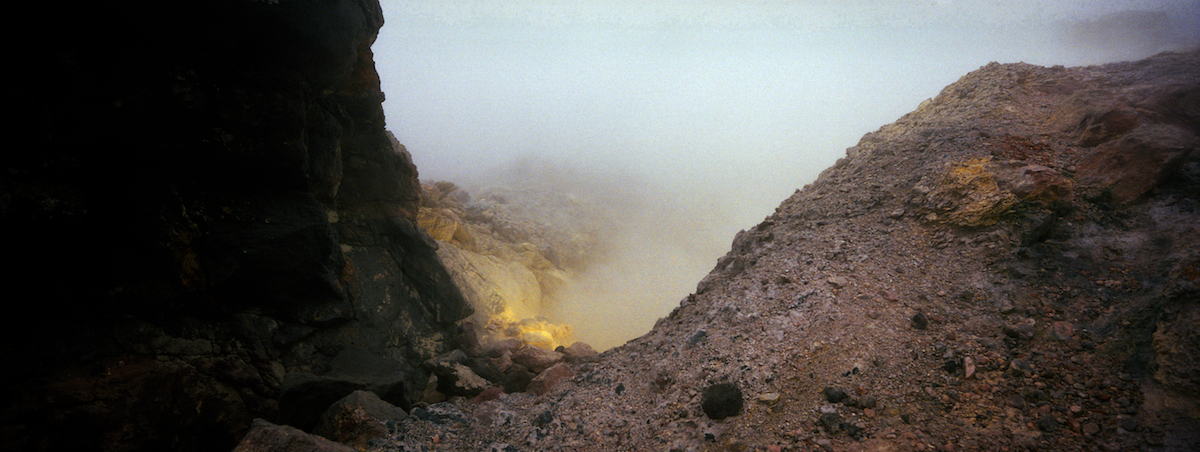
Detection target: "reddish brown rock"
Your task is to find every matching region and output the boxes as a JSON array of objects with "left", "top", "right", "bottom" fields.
[
  {"left": 1054, "top": 90, "right": 1141, "bottom": 147},
  {"left": 528, "top": 363, "right": 575, "bottom": 396},
  {"left": 559, "top": 341, "right": 600, "bottom": 364},
  {"left": 233, "top": 419, "right": 355, "bottom": 452},
  {"left": 1052, "top": 321, "right": 1076, "bottom": 341},
  {"left": 511, "top": 346, "right": 565, "bottom": 374},
  {"left": 1078, "top": 124, "right": 1198, "bottom": 203},
  {"left": 470, "top": 386, "right": 505, "bottom": 404}
]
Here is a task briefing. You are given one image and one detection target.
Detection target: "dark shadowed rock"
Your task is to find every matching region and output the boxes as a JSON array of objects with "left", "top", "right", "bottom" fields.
[
  {"left": 233, "top": 418, "right": 355, "bottom": 452},
  {"left": 278, "top": 373, "right": 368, "bottom": 433},
  {"left": 823, "top": 387, "right": 849, "bottom": 403},
  {"left": 277, "top": 347, "right": 413, "bottom": 432},
  {"left": 4, "top": 1, "right": 472, "bottom": 450},
  {"left": 313, "top": 390, "right": 406, "bottom": 450},
  {"left": 701, "top": 382, "right": 744, "bottom": 420},
  {"left": 911, "top": 312, "right": 929, "bottom": 330},
  {"left": 818, "top": 412, "right": 842, "bottom": 434},
  {"left": 465, "top": 357, "right": 507, "bottom": 384},
  {"left": 1036, "top": 415, "right": 1060, "bottom": 433},
  {"left": 503, "top": 364, "right": 535, "bottom": 394}
]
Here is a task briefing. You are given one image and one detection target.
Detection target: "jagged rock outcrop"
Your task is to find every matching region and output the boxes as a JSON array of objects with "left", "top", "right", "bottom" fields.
[
  {"left": 418, "top": 181, "right": 607, "bottom": 350},
  {"left": 368, "top": 51, "right": 1200, "bottom": 452},
  {"left": 3, "top": 2, "right": 468, "bottom": 451}
]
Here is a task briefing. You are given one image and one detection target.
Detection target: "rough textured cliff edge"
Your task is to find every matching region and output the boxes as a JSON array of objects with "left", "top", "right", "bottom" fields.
[
  {"left": 3, "top": 2, "right": 470, "bottom": 451},
  {"left": 361, "top": 51, "right": 1199, "bottom": 451}
]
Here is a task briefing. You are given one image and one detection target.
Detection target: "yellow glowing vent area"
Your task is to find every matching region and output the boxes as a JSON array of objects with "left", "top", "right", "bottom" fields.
[{"left": 416, "top": 162, "right": 732, "bottom": 351}]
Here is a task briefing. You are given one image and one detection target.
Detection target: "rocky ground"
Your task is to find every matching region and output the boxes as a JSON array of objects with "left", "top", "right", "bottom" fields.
[{"left": 237, "top": 51, "right": 1199, "bottom": 451}]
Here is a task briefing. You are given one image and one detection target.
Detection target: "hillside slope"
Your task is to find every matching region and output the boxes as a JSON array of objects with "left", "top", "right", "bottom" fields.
[{"left": 382, "top": 50, "right": 1200, "bottom": 451}]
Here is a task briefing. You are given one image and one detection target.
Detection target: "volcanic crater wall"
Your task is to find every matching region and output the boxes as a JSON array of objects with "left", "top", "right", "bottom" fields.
[{"left": 3, "top": 2, "right": 470, "bottom": 451}]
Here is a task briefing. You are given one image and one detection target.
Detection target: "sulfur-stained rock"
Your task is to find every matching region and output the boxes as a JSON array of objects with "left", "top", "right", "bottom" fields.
[
  {"left": 418, "top": 208, "right": 465, "bottom": 243},
  {"left": 916, "top": 158, "right": 1072, "bottom": 227},
  {"left": 436, "top": 245, "right": 544, "bottom": 322}
]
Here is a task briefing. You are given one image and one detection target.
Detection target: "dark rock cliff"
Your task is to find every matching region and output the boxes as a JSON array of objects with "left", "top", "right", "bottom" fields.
[{"left": 3, "top": 2, "right": 469, "bottom": 451}]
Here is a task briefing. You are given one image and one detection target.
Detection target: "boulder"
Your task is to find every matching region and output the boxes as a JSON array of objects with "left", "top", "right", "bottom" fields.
[
  {"left": 528, "top": 363, "right": 575, "bottom": 396},
  {"left": 433, "top": 363, "right": 492, "bottom": 397},
  {"left": 701, "top": 383, "right": 744, "bottom": 420},
  {"left": 436, "top": 245, "right": 544, "bottom": 322},
  {"left": 313, "top": 391, "right": 406, "bottom": 450},
  {"left": 275, "top": 347, "right": 413, "bottom": 432},
  {"left": 1077, "top": 123, "right": 1198, "bottom": 204},
  {"left": 558, "top": 342, "right": 600, "bottom": 364},
  {"left": 503, "top": 364, "right": 535, "bottom": 394},
  {"left": 233, "top": 419, "right": 355, "bottom": 452},
  {"left": 511, "top": 346, "right": 565, "bottom": 374}
]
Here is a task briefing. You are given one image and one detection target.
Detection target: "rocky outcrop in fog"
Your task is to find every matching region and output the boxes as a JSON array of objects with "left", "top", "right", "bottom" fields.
[
  {"left": 4, "top": 2, "right": 469, "bottom": 451},
  {"left": 418, "top": 181, "right": 609, "bottom": 350}
]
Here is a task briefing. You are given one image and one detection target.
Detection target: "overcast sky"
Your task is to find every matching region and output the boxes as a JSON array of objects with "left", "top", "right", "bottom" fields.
[{"left": 372, "top": 1, "right": 1198, "bottom": 348}]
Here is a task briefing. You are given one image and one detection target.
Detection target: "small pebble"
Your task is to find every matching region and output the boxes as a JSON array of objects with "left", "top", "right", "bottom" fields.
[
  {"left": 758, "top": 393, "right": 781, "bottom": 405},
  {"left": 912, "top": 312, "right": 929, "bottom": 330},
  {"left": 823, "top": 387, "right": 848, "bottom": 403}
]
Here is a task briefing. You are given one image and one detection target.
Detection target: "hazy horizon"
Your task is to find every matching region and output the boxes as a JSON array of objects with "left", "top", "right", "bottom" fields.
[{"left": 372, "top": 0, "right": 1199, "bottom": 349}]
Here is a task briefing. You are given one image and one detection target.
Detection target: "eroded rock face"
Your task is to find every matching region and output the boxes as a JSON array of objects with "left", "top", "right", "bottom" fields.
[
  {"left": 417, "top": 181, "right": 608, "bottom": 350},
  {"left": 4, "top": 2, "right": 469, "bottom": 451}
]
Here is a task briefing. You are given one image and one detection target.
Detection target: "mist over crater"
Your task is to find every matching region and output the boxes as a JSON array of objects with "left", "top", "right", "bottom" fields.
[{"left": 376, "top": 0, "right": 1200, "bottom": 348}]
